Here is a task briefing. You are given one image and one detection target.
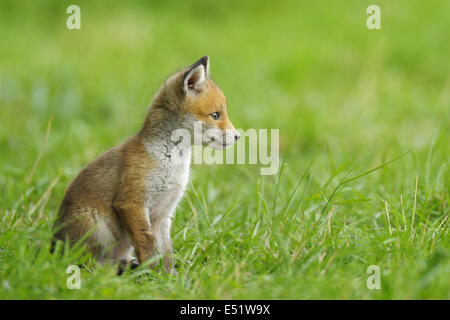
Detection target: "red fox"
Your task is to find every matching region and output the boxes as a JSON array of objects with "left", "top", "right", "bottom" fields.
[{"left": 53, "top": 56, "right": 240, "bottom": 273}]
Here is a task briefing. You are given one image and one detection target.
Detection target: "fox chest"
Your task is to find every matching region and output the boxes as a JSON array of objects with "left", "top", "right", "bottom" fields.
[{"left": 144, "top": 158, "right": 190, "bottom": 220}]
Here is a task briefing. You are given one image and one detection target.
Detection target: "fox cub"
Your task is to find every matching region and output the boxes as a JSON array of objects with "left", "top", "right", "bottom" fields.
[{"left": 54, "top": 56, "right": 240, "bottom": 273}]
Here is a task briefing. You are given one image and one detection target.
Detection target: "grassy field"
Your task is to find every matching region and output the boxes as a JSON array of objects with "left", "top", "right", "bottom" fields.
[{"left": 0, "top": 0, "right": 448, "bottom": 299}]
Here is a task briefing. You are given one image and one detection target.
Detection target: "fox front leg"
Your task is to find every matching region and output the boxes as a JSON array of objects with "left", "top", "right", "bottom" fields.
[
  {"left": 114, "top": 201, "right": 158, "bottom": 268},
  {"left": 153, "top": 216, "right": 177, "bottom": 275}
]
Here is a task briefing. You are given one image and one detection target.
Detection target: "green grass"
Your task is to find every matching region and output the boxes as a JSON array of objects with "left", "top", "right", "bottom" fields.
[{"left": 0, "top": 0, "right": 448, "bottom": 299}]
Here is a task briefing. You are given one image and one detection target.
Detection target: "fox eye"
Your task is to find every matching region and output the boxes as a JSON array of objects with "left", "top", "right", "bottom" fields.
[{"left": 211, "top": 112, "right": 220, "bottom": 120}]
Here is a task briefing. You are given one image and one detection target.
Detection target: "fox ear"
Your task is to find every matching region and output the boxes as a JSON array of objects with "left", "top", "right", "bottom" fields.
[
  {"left": 191, "top": 55, "right": 209, "bottom": 76},
  {"left": 183, "top": 56, "right": 209, "bottom": 93}
]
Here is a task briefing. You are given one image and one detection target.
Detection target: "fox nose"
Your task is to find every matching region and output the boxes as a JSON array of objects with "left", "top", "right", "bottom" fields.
[{"left": 234, "top": 132, "right": 241, "bottom": 141}]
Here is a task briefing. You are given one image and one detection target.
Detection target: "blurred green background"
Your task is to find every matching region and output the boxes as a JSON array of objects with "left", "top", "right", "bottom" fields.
[{"left": 0, "top": 0, "right": 448, "bottom": 299}]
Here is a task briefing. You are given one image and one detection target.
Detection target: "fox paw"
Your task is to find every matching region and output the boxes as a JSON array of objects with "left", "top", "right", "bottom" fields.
[{"left": 116, "top": 259, "right": 139, "bottom": 275}]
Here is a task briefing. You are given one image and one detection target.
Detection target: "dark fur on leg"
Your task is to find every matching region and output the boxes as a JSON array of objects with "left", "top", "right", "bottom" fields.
[{"left": 116, "top": 259, "right": 139, "bottom": 275}]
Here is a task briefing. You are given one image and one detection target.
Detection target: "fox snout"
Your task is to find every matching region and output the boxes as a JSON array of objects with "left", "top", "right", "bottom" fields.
[{"left": 202, "top": 126, "right": 239, "bottom": 149}]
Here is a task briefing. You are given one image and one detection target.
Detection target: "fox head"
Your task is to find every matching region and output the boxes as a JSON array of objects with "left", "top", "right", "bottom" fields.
[{"left": 148, "top": 56, "right": 240, "bottom": 149}]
